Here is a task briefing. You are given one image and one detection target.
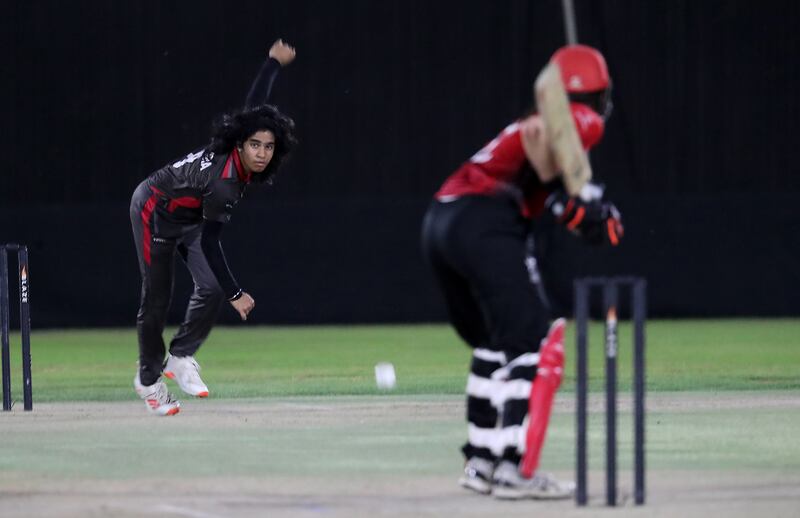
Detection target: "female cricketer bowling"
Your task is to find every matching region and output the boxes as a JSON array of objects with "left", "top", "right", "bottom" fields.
[
  {"left": 421, "top": 45, "right": 624, "bottom": 499},
  {"left": 129, "top": 39, "right": 298, "bottom": 416}
]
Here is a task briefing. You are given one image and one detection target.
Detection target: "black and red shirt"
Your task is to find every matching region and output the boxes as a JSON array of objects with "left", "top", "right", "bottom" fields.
[
  {"left": 144, "top": 147, "right": 251, "bottom": 226},
  {"left": 142, "top": 55, "right": 283, "bottom": 229},
  {"left": 135, "top": 56, "right": 284, "bottom": 300}
]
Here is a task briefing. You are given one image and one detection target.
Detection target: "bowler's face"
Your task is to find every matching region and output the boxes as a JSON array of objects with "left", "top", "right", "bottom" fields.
[{"left": 240, "top": 130, "right": 275, "bottom": 174}]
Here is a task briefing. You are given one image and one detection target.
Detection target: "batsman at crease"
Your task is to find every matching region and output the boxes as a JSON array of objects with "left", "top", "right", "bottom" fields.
[{"left": 421, "top": 44, "right": 623, "bottom": 500}]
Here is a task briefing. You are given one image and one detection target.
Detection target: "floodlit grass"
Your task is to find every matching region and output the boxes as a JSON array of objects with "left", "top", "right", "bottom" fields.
[
  {"left": 2, "top": 320, "right": 799, "bottom": 516},
  {"left": 4, "top": 318, "right": 799, "bottom": 402}
]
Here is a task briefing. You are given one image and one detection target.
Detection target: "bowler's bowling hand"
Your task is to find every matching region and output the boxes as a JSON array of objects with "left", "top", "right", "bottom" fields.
[
  {"left": 269, "top": 39, "right": 296, "bottom": 66},
  {"left": 231, "top": 292, "right": 255, "bottom": 321}
]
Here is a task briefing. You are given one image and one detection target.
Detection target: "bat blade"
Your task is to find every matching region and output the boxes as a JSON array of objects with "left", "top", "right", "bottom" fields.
[{"left": 535, "top": 63, "right": 592, "bottom": 196}]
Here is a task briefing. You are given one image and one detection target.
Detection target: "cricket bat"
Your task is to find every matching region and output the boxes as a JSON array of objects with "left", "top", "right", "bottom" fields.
[{"left": 534, "top": 62, "right": 592, "bottom": 196}]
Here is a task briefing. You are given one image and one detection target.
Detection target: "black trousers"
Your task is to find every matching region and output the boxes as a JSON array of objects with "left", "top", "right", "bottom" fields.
[
  {"left": 421, "top": 195, "right": 551, "bottom": 463},
  {"left": 130, "top": 181, "right": 224, "bottom": 386}
]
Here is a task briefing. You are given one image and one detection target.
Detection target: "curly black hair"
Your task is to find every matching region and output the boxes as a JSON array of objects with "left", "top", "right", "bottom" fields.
[{"left": 205, "top": 104, "right": 298, "bottom": 184}]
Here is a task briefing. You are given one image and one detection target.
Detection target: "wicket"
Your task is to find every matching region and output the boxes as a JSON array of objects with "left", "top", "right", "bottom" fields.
[
  {"left": 574, "top": 276, "right": 646, "bottom": 506},
  {"left": 1, "top": 244, "right": 33, "bottom": 411}
]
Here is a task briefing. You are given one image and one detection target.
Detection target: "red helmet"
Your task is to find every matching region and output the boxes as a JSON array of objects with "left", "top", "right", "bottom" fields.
[{"left": 551, "top": 44, "right": 610, "bottom": 94}]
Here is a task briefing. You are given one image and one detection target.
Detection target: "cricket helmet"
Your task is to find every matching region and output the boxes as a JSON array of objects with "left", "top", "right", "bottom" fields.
[
  {"left": 551, "top": 44, "right": 609, "bottom": 93},
  {"left": 551, "top": 44, "right": 613, "bottom": 119}
]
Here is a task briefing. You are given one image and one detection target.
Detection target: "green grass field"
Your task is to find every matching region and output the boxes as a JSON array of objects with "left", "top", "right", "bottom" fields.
[
  {"left": 2, "top": 319, "right": 799, "bottom": 517},
  {"left": 6, "top": 318, "right": 799, "bottom": 402}
]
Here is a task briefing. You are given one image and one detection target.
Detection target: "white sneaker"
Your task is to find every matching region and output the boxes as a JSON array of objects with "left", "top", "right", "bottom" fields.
[
  {"left": 458, "top": 457, "right": 495, "bottom": 495},
  {"left": 133, "top": 373, "right": 181, "bottom": 416},
  {"left": 492, "top": 461, "right": 575, "bottom": 500},
  {"left": 164, "top": 354, "right": 209, "bottom": 397}
]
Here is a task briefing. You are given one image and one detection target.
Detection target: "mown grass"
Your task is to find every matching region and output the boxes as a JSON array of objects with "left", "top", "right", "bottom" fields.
[{"left": 5, "top": 318, "right": 799, "bottom": 402}]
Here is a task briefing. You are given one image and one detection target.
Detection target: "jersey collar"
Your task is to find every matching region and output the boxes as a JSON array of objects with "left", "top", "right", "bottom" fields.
[{"left": 231, "top": 147, "right": 251, "bottom": 183}]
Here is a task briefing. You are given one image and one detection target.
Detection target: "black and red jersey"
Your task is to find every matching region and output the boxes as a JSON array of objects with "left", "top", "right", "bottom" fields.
[
  {"left": 143, "top": 147, "right": 252, "bottom": 226},
  {"left": 140, "top": 56, "right": 283, "bottom": 228},
  {"left": 132, "top": 55, "right": 285, "bottom": 300}
]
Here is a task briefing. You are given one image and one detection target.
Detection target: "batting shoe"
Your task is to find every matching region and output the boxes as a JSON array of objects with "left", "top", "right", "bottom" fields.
[
  {"left": 164, "top": 354, "right": 209, "bottom": 397},
  {"left": 492, "top": 461, "right": 575, "bottom": 500},
  {"left": 458, "top": 457, "right": 495, "bottom": 495},
  {"left": 133, "top": 373, "right": 180, "bottom": 416}
]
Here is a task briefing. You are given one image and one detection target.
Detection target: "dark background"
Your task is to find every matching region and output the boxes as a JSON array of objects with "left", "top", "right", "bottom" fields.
[{"left": 1, "top": 0, "right": 799, "bottom": 327}]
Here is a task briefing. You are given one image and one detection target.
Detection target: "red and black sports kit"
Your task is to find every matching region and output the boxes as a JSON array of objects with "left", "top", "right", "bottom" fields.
[
  {"left": 130, "top": 57, "right": 283, "bottom": 387},
  {"left": 421, "top": 104, "right": 620, "bottom": 467}
]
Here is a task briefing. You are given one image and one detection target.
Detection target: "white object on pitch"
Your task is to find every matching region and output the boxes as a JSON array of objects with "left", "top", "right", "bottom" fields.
[{"left": 374, "top": 362, "right": 397, "bottom": 390}]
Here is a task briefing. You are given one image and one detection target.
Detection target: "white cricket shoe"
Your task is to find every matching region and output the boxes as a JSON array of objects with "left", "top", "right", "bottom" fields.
[
  {"left": 164, "top": 354, "right": 209, "bottom": 397},
  {"left": 458, "top": 457, "right": 495, "bottom": 495},
  {"left": 492, "top": 461, "right": 575, "bottom": 500},
  {"left": 133, "top": 373, "right": 181, "bottom": 416}
]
